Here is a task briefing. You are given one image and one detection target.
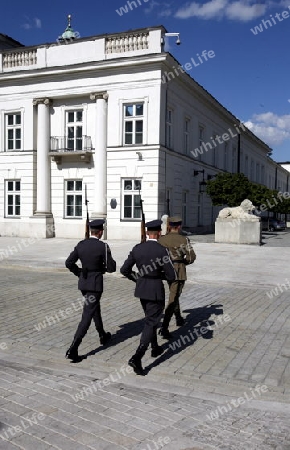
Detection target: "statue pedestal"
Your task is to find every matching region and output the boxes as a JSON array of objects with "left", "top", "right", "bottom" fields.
[
  {"left": 161, "top": 215, "right": 168, "bottom": 236},
  {"left": 215, "top": 218, "right": 261, "bottom": 245}
]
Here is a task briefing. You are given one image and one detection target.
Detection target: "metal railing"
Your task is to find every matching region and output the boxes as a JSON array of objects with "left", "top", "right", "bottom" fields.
[{"left": 50, "top": 136, "right": 92, "bottom": 152}]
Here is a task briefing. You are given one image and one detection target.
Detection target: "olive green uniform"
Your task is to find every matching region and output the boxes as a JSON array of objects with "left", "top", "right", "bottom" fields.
[{"left": 158, "top": 230, "right": 196, "bottom": 329}]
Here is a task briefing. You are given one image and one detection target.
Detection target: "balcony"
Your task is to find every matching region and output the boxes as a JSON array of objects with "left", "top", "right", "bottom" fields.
[{"left": 49, "top": 136, "right": 93, "bottom": 165}]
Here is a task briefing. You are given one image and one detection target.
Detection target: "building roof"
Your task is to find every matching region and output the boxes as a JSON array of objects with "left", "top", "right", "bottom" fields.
[{"left": 0, "top": 33, "right": 24, "bottom": 49}]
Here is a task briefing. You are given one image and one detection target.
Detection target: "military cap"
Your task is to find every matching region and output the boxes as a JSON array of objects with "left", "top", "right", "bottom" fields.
[
  {"left": 169, "top": 216, "right": 182, "bottom": 226},
  {"left": 89, "top": 219, "right": 105, "bottom": 230},
  {"left": 145, "top": 219, "right": 162, "bottom": 231}
]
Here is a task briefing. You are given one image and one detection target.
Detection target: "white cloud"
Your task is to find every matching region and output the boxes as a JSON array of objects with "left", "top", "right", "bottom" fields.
[
  {"left": 175, "top": 0, "right": 286, "bottom": 22},
  {"left": 245, "top": 112, "right": 290, "bottom": 146},
  {"left": 144, "top": 0, "right": 172, "bottom": 16},
  {"left": 22, "top": 23, "right": 32, "bottom": 30},
  {"left": 34, "top": 18, "right": 42, "bottom": 29},
  {"left": 159, "top": 8, "right": 173, "bottom": 17},
  {"left": 144, "top": 0, "right": 159, "bottom": 14},
  {"left": 226, "top": 2, "right": 267, "bottom": 21},
  {"left": 275, "top": 0, "right": 290, "bottom": 7},
  {"left": 22, "top": 16, "right": 42, "bottom": 30},
  {"left": 175, "top": 0, "right": 228, "bottom": 19}
]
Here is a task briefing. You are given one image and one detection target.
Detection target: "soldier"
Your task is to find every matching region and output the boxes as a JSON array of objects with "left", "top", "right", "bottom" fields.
[
  {"left": 158, "top": 216, "right": 196, "bottom": 339},
  {"left": 120, "top": 219, "right": 176, "bottom": 375},
  {"left": 65, "top": 219, "right": 116, "bottom": 361}
]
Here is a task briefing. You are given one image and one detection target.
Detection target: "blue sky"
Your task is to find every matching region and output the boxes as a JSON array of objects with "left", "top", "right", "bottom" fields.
[{"left": 1, "top": 0, "right": 289, "bottom": 162}]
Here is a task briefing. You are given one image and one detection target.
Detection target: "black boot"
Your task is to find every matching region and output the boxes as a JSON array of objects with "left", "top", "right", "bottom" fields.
[
  {"left": 159, "top": 303, "right": 174, "bottom": 339},
  {"left": 128, "top": 344, "right": 147, "bottom": 375},
  {"left": 175, "top": 314, "right": 185, "bottom": 327},
  {"left": 100, "top": 331, "right": 111, "bottom": 345},
  {"left": 158, "top": 328, "right": 172, "bottom": 340},
  {"left": 65, "top": 338, "right": 82, "bottom": 361},
  {"left": 151, "top": 345, "right": 164, "bottom": 357}
]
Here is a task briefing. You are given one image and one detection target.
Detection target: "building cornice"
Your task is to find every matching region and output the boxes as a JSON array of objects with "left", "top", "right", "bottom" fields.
[
  {"left": 90, "top": 92, "right": 108, "bottom": 101},
  {"left": 32, "top": 98, "right": 52, "bottom": 106}
]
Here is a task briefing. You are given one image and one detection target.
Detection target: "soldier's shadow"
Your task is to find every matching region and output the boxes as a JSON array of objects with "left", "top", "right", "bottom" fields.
[
  {"left": 82, "top": 317, "right": 145, "bottom": 360},
  {"left": 144, "top": 303, "right": 224, "bottom": 374}
]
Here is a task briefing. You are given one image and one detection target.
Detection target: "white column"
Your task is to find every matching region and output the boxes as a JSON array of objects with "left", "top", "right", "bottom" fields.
[
  {"left": 90, "top": 92, "right": 108, "bottom": 218},
  {"left": 33, "top": 98, "right": 52, "bottom": 215}
]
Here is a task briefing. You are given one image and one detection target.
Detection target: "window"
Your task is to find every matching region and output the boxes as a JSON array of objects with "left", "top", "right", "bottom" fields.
[
  {"left": 250, "top": 160, "right": 254, "bottom": 179},
  {"left": 240, "top": 150, "right": 243, "bottom": 172},
  {"left": 245, "top": 155, "right": 249, "bottom": 175},
  {"left": 182, "top": 191, "right": 187, "bottom": 225},
  {"left": 232, "top": 147, "right": 237, "bottom": 173},
  {"left": 183, "top": 119, "right": 190, "bottom": 154},
  {"left": 5, "top": 113, "right": 22, "bottom": 151},
  {"left": 65, "top": 180, "right": 82, "bottom": 217},
  {"left": 166, "top": 109, "right": 173, "bottom": 149},
  {"left": 198, "top": 126, "right": 204, "bottom": 161},
  {"left": 166, "top": 188, "right": 172, "bottom": 215},
  {"left": 261, "top": 165, "right": 265, "bottom": 184},
  {"left": 256, "top": 163, "right": 260, "bottom": 183},
  {"left": 124, "top": 104, "right": 143, "bottom": 145},
  {"left": 198, "top": 126, "right": 204, "bottom": 146},
  {"left": 197, "top": 193, "right": 203, "bottom": 226},
  {"left": 224, "top": 143, "right": 228, "bottom": 170},
  {"left": 66, "top": 110, "right": 83, "bottom": 150},
  {"left": 6, "top": 180, "right": 20, "bottom": 217},
  {"left": 212, "top": 133, "right": 218, "bottom": 166},
  {"left": 122, "top": 179, "right": 142, "bottom": 219}
]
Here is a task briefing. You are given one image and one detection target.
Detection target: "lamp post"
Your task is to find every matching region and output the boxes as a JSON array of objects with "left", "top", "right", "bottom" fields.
[
  {"left": 161, "top": 32, "right": 181, "bottom": 46},
  {"left": 194, "top": 169, "right": 207, "bottom": 193}
]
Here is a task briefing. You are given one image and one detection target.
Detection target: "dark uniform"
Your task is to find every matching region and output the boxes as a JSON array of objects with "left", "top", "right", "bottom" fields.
[
  {"left": 65, "top": 219, "right": 116, "bottom": 361},
  {"left": 120, "top": 219, "right": 176, "bottom": 374},
  {"left": 158, "top": 216, "right": 196, "bottom": 338}
]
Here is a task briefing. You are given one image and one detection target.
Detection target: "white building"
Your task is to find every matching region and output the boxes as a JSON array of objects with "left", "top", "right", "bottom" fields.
[{"left": 0, "top": 22, "right": 288, "bottom": 240}]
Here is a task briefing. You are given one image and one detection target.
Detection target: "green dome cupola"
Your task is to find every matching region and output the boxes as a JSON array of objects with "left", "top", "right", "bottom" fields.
[{"left": 61, "top": 14, "right": 76, "bottom": 41}]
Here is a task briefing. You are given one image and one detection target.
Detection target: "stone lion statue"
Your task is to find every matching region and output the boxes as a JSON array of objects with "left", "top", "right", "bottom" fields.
[{"left": 218, "top": 199, "right": 258, "bottom": 220}]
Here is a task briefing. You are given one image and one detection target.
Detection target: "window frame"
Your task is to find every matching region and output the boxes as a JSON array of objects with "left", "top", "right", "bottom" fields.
[
  {"left": 224, "top": 142, "right": 228, "bottom": 171},
  {"left": 5, "top": 179, "right": 21, "bottom": 217},
  {"left": 66, "top": 109, "right": 83, "bottom": 151},
  {"left": 5, "top": 112, "right": 23, "bottom": 151},
  {"left": 183, "top": 118, "right": 190, "bottom": 154},
  {"left": 182, "top": 191, "right": 188, "bottom": 226},
  {"left": 245, "top": 155, "right": 249, "bottom": 175},
  {"left": 212, "top": 132, "right": 218, "bottom": 166},
  {"left": 232, "top": 146, "right": 237, "bottom": 173},
  {"left": 121, "top": 178, "right": 142, "bottom": 221},
  {"left": 198, "top": 125, "right": 205, "bottom": 161},
  {"left": 166, "top": 108, "right": 173, "bottom": 149},
  {"left": 123, "top": 103, "right": 144, "bottom": 146},
  {"left": 64, "top": 179, "right": 83, "bottom": 218}
]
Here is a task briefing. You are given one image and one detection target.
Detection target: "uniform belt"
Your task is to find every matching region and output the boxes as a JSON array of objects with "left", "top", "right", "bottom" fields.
[
  {"left": 82, "top": 268, "right": 103, "bottom": 279},
  {"left": 142, "top": 275, "right": 160, "bottom": 279}
]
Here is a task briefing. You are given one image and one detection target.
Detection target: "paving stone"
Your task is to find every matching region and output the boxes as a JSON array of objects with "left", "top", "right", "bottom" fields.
[{"left": 1, "top": 236, "right": 290, "bottom": 449}]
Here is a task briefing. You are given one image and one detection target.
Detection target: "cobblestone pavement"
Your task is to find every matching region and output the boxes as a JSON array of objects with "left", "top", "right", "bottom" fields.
[
  {"left": 0, "top": 234, "right": 290, "bottom": 449},
  {"left": 188, "top": 230, "right": 290, "bottom": 247}
]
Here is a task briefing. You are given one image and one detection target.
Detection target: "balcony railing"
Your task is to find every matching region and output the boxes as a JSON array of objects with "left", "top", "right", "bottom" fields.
[
  {"left": 50, "top": 135, "right": 92, "bottom": 152},
  {"left": 49, "top": 135, "right": 93, "bottom": 165},
  {"left": 105, "top": 32, "right": 149, "bottom": 54},
  {"left": 2, "top": 49, "right": 37, "bottom": 68}
]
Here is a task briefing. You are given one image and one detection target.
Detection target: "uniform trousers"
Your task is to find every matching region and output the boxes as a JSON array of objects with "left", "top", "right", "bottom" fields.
[
  {"left": 168, "top": 280, "right": 185, "bottom": 315},
  {"left": 73, "top": 291, "right": 104, "bottom": 341},
  {"left": 140, "top": 299, "right": 165, "bottom": 348}
]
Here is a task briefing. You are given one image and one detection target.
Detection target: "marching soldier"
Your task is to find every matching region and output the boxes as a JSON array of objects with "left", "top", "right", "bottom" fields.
[
  {"left": 158, "top": 216, "right": 196, "bottom": 339},
  {"left": 65, "top": 219, "right": 116, "bottom": 361},
  {"left": 120, "top": 219, "right": 176, "bottom": 375}
]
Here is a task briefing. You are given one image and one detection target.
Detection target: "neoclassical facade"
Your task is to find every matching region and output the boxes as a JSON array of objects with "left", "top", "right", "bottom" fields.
[{"left": 0, "top": 25, "right": 288, "bottom": 239}]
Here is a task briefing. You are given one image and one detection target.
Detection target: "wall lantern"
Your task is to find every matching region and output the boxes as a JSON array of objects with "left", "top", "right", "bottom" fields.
[{"left": 194, "top": 169, "right": 207, "bottom": 193}]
